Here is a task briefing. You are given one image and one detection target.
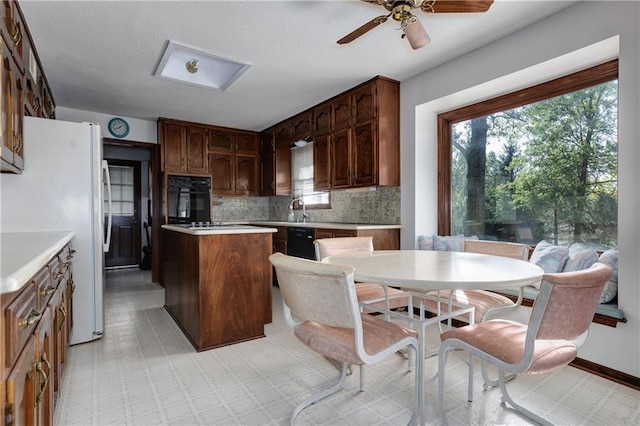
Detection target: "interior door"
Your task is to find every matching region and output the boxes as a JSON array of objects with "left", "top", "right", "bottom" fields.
[{"left": 104, "top": 160, "right": 141, "bottom": 267}]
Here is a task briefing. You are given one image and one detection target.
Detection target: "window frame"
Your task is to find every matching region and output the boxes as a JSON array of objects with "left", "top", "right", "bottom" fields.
[{"left": 437, "top": 59, "right": 619, "bottom": 236}]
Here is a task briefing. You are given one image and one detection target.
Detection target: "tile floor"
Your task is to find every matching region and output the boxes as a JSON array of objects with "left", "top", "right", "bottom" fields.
[{"left": 54, "top": 268, "right": 640, "bottom": 425}]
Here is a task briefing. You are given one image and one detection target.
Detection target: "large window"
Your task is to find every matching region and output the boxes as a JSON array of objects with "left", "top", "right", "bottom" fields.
[{"left": 438, "top": 60, "right": 618, "bottom": 249}]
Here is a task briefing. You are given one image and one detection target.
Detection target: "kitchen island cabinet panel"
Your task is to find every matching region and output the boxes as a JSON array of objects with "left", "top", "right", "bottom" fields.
[
  {"left": 162, "top": 231, "right": 200, "bottom": 342},
  {"left": 161, "top": 229, "right": 273, "bottom": 351}
]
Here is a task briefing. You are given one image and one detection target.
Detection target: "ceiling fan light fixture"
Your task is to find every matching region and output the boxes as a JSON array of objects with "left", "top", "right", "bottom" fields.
[
  {"left": 154, "top": 40, "right": 251, "bottom": 91},
  {"left": 402, "top": 16, "right": 430, "bottom": 49}
]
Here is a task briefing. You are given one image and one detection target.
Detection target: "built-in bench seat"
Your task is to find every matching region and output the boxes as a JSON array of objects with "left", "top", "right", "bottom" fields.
[{"left": 417, "top": 234, "right": 626, "bottom": 327}]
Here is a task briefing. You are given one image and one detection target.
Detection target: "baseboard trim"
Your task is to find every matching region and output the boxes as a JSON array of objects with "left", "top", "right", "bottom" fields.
[{"left": 570, "top": 358, "right": 640, "bottom": 391}]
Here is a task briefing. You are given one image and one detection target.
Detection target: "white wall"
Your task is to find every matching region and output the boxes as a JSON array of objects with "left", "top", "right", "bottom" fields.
[
  {"left": 400, "top": 1, "right": 639, "bottom": 377},
  {"left": 56, "top": 107, "right": 157, "bottom": 144}
]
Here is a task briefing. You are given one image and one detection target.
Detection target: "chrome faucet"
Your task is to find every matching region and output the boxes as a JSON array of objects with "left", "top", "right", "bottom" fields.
[{"left": 288, "top": 198, "right": 310, "bottom": 223}]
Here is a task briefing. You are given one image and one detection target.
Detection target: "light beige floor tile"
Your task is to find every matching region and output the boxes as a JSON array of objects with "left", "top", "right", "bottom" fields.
[{"left": 53, "top": 268, "right": 640, "bottom": 426}]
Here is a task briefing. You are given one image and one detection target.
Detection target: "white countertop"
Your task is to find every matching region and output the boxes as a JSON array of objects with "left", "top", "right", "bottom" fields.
[
  {"left": 1, "top": 231, "right": 75, "bottom": 294},
  {"left": 162, "top": 224, "right": 277, "bottom": 235},
  {"left": 248, "top": 221, "right": 402, "bottom": 230}
]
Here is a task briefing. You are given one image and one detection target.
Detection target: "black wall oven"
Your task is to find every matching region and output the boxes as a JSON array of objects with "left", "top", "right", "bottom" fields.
[{"left": 167, "top": 175, "right": 211, "bottom": 224}]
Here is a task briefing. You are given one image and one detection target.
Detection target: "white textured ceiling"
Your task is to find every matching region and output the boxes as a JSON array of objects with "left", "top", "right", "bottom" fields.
[{"left": 20, "top": 1, "right": 575, "bottom": 132}]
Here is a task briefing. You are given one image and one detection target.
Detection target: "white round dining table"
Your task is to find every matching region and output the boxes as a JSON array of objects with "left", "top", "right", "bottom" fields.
[
  {"left": 324, "top": 249, "right": 543, "bottom": 291},
  {"left": 324, "top": 249, "right": 543, "bottom": 424}
]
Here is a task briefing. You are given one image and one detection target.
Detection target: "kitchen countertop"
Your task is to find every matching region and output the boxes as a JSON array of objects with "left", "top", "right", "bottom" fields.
[
  {"left": 248, "top": 221, "right": 402, "bottom": 230},
  {"left": 162, "top": 224, "right": 277, "bottom": 236},
  {"left": 1, "top": 231, "right": 75, "bottom": 294}
]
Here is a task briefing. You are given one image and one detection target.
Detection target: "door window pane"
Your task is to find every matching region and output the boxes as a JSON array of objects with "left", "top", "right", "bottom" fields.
[{"left": 106, "top": 165, "right": 135, "bottom": 216}]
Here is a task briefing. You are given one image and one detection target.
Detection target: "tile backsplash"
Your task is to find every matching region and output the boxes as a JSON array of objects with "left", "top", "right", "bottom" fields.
[{"left": 212, "top": 186, "right": 400, "bottom": 224}]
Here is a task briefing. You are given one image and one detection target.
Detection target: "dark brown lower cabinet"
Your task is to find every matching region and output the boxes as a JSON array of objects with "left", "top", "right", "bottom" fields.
[
  {"left": 314, "top": 228, "right": 400, "bottom": 250},
  {"left": 2, "top": 242, "right": 74, "bottom": 426}
]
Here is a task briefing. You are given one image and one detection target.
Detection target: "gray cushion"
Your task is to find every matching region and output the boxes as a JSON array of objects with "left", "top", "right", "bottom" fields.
[
  {"left": 433, "top": 234, "right": 466, "bottom": 252},
  {"left": 529, "top": 240, "right": 569, "bottom": 288},
  {"left": 598, "top": 249, "right": 618, "bottom": 303},
  {"left": 417, "top": 235, "right": 433, "bottom": 250},
  {"left": 563, "top": 243, "right": 598, "bottom": 273}
]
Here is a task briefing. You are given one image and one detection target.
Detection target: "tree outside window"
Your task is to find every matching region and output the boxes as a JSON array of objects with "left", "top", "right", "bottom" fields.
[{"left": 440, "top": 61, "right": 618, "bottom": 250}]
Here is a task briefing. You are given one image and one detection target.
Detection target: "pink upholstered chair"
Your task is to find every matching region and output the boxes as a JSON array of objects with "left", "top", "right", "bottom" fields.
[
  {"left": 437, "top": 262, "right": 612, "bottom": 425},
  {"left": 313, "top": 237, "right": 408, "bottom": 312},
  {"left": 423, "top": 240, "right": 530, "bottom": 324},
  {"left": 269, "top": 252, "right": 419, "bottom": 425},
  {"left": 314, "top": 237, "right": 410, "bottom": 389}
]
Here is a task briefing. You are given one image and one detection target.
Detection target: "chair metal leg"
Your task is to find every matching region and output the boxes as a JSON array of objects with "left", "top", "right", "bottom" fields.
[
  {"left": 359, "top": 365, "right": 365, "bottom": 392},
  {"left": 497, "top": 369, "right": 553, "bottom": 426},
  {"left": 290, "top": 362, "right": 348, "bottom": 426},
  {"left": 467, "top": 352, "right": 474, "bottom": 402},
  {"left": 481, "top": 360, "right": 516, "bottom": 390},
  {"left": 438, "top": 347, "right": 450, "bottom": 424}
]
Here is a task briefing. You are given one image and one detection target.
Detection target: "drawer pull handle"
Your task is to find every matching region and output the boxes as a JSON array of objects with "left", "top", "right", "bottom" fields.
[
  {"left": 40, "top": 286, "right": 55, "bottom": 297},
  {"left": 11, "top": 22, "right": 21, "bottom": 46},
  {"left": 32, "top": 95, "right": 41, "bottom": 112},
  {"left": 19, "top": 310, "right": 41, "bottom": 329},
  {"left": 62, "top": 261, "right": 72, "bottom": 269},
  {"left": 54, "top": 272, "right": 64, "bottom": 281},
  {"left": 35, "top": 353, "right": 50, "bottom": 404},
  {"left": 68, "top": 278, "right": 75, "bottom": 293}
]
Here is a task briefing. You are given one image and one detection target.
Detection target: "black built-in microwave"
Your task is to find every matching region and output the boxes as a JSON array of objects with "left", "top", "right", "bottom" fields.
[{"left": 167, "top": 175, "right": 211, "bottom": 224}]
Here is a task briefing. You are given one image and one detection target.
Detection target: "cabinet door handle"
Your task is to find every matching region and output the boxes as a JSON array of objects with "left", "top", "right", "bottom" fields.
[
  {"left": 12, "top": 132, "right": 22, "bottom": 153},
  {"left": 62, "top": 261, "right": 72, "bottom": 269},
  {"left": 35, "top": 353, "right": 51, "bottom": 404},
  {"left": 68, "top": 278, "right": 75, "bottom": 293},
  {"left": 58, "top": 304, "right": 67, "bottom": 330},
  {"left": 19, "top": 310, "right": 41, "bottom": 329},
  {"left": 54, "top": 271, "right": 64, "bottom": 281}
]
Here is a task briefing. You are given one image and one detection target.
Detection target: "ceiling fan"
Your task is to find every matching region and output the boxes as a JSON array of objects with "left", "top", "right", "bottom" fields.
[{"left": 337, "top": 0, "right": 494, "bottom": 50}]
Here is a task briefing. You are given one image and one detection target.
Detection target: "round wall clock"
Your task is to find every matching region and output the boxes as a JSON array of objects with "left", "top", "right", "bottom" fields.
[{"left": 107, "top": 117, "right": 130, "bottom": 138}]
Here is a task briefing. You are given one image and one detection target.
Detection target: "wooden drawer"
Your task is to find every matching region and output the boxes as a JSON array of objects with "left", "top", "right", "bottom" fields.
[
  {"left": 5, "top": 282, "right": 38, "bottom": 368},
  {"left": 35, "top": 266, "right": 54, "bottom": 313},
  {"left": 60, "top": 249, "right": 73, "bottom": 273},
  {"left": 48, "top": 256, "right": 63, "bottom": 288}
]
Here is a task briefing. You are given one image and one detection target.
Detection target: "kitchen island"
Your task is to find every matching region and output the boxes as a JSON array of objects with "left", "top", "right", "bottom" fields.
[{"left": 160, "top": 224, "right": 276, "bottom": 351}]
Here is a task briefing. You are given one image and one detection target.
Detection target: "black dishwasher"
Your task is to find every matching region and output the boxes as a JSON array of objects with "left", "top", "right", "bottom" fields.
[{"left": 287, "top": 227, "right": 316, "bottom": 260}]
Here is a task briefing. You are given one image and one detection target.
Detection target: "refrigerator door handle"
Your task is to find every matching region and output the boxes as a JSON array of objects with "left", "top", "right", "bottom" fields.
[{"left": 102, "top": 160, "right": 113, "bottom": 252}]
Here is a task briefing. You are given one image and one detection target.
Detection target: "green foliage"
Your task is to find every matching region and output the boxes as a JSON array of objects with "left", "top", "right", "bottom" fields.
[{"left": 452, "top": 80, "right": 618, "bottom": 247}]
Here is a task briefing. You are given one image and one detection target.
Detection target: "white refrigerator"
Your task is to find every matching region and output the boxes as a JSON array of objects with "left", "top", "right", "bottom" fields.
[{"left": 1, "top": 116, "right": 112, "bottom": 345}]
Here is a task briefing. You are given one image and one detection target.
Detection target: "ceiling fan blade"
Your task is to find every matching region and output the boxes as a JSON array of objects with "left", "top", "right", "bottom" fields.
[
  {"left": 422, "top": 0, "right": 494, "bottom": 14},
  {"left": 337, "top": 14, "right": 389, "bottom": 45}
]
